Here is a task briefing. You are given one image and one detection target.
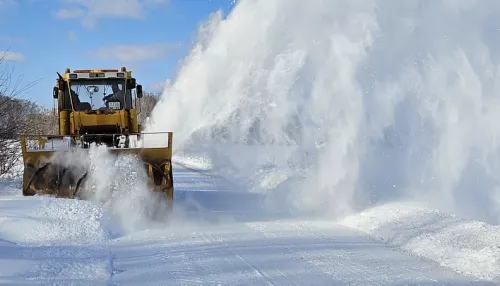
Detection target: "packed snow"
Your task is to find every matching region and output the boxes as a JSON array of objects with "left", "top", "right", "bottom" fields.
[{"left": 0, "top": 160, "right": 496, "bottom": 284}]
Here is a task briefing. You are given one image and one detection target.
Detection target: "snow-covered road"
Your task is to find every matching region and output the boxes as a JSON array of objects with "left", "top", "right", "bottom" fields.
[
  {"left": 0, "top": 164, "right": 495, "bottom": 285},
  {"left": 111, "top": 219, "right": 489, "bottom": 285}
]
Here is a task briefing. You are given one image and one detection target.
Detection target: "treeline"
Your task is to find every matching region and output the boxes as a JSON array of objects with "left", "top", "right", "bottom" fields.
[
  {"left": 0, "top": 95, "right": 37, "bottom": 175},
  {"left": 136, "top": 91, "right": 161, "bottom": 124}
]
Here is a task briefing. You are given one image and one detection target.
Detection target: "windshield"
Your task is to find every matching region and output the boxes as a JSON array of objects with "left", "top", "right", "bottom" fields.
[{"left": 69, "top": 79, "right": 132, "bottom": 111}]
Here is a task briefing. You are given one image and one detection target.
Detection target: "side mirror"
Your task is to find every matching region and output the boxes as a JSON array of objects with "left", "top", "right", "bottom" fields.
[
  {"left": 87, "top": 85, "right": 99, "bottom": 93},
  {"left": 53, "top": 87, "right": 59, "bottom": 99},
  {"left": 127, "top": 78, "right": 137, "bottom": 89},
  {"left": 137, "top": 84, "right": 143, "bottom": 98}
]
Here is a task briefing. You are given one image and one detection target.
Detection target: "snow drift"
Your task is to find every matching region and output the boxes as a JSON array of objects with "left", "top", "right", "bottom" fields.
[
  {"left": 0, "top": 196, "right": 113, "bottom": 283},
  {"left": 146, "top": 0, "right": 500, "bottom": 223},
  {"left": 0, "top": 196, "right": 112, "bottom": 246},
  {"left": 340, "top": 201, "right": 500, "bottom": 282}
]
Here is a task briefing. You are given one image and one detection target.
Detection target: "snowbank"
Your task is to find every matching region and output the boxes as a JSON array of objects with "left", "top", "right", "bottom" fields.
[
  {"left": 172, "top": 153, "right": 213, "bottom": 171},
  {"left": 340, "top": 202, "right": 500, "bottom": 282},
  {"left": 0, "top": 179, "right": 21, "bottom": 197},
  {"left": 0, "top": 197, "right": 114, "bottom": 246},
  {"left": 0, "top": 196, "right": 115, "bottom": 283}
]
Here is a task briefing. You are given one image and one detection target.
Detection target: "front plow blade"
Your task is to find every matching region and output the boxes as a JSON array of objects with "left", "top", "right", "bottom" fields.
[
  {"left": 19, "top": 133, "right": 174, "bottom": 213},
  {"left": 108, "top": 146, "right": 174, "bottom": 211}
]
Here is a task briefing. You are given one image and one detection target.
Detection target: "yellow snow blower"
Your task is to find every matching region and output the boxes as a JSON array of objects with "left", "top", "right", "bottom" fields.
[{"left": 19, "top": 67, "right": 173, "bottom": 210}]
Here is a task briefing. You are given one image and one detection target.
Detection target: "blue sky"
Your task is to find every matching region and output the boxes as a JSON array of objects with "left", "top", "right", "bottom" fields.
[{"left": 0, "top": 0, "right": 235, "bottom": 107}]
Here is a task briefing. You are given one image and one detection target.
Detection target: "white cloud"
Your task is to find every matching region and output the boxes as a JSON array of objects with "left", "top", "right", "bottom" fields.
[
  {"left": 89, "top": 43, "right": 174, "bottom": 62},
  {"left": 55, "top": 0, "right": 168, "bottom": 28},
  {"left": 0, "top": 0, "right": 15, "bottom": 9},
  {"left": 68, "top": 31, "right": 77, "bottom": 42},
  {"left": 1, "top": 51, "right": 25, "bottom": 62}
]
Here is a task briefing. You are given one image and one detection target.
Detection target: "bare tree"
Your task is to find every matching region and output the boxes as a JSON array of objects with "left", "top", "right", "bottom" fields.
[
  {"left": 23, "top": 107, "right": 59, "bottom": 135},
  {"left": 0, "top": 50, "right": 39, "bottom": 176},
  {"left": 136, "top": 91, "right": 161, "bottom": 125}
]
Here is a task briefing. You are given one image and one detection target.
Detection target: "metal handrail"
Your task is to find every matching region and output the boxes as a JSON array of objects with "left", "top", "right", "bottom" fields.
[{"left": 20, "top": 131, "right": 173, "bottom": 152}]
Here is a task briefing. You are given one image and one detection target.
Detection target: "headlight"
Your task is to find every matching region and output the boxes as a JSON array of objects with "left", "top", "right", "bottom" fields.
[
  {"left": 69, "top": 73, "right": 77, "bottom": 79},
  {"left": 89, "top": 73, "right": 105, "bottom": 78},
  {"left": 117, "top": 72, "right": 125, "bottom": 78}
]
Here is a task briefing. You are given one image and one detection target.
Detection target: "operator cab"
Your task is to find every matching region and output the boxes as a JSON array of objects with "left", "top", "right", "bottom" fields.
[
  {"left": 70, "top": 80, "right": 130, "bottom": 111},
  {"left": 54, "top": 68, "right": 143, "bottom": 112}
]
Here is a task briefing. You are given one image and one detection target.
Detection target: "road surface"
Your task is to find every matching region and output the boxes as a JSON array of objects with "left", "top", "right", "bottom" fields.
[{"left": 0, "top": 164, "right": 493, "bottom": 285}]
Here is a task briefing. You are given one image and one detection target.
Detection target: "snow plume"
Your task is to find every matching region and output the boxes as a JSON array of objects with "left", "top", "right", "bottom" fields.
[
  {"left": 147, "top": 0, "right": 500, "bottom": 223},
  {"left": 47, "top": 146, "right": 174, "bottom": 234},
  {"left": 81, "top": 146, "right": 177, "bottom": 233}
]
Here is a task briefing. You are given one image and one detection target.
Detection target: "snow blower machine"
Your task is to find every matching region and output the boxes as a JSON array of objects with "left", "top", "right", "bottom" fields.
[{"left": 19, "top": 67, "right": 173, "bottom": 211}]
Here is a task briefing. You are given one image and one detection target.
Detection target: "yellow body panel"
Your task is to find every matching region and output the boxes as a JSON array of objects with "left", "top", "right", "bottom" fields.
[
  {"left": 59, "top": 111, "right": 69, "bottom": 135},
  {"left": 71, "top": 112, "right": 124, "bottom": 130},
  {"left": 129, "top": 109, "right": 139, "bottom": 133}
]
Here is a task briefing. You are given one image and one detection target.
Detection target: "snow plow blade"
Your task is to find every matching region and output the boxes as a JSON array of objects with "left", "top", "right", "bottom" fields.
[{"left": 19, "top": 132, "right": 174, "bottom": 210}]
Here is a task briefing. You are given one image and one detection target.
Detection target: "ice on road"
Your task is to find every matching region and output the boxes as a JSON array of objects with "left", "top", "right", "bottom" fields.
[{"left": 0, "top": 164, "right": 493, "bottom": 285}]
